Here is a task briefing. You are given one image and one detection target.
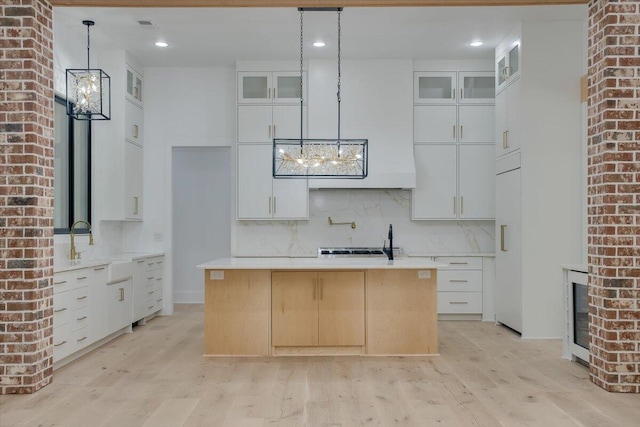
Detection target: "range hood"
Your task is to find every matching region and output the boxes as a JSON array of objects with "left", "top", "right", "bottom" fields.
[{"left": 307, "top": 59, "right": 416, "bottom": 189}]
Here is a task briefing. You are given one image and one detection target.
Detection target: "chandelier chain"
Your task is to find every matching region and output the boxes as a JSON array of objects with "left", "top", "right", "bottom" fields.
[
  {"left": 86, "top": 24, "right": 91, "bottom": 69},
  {"left": 337, "top": 9, "right": 342, "bottom": 142},
  {"left": 300, "top": 9, "right": 304, "bottom": 141}
]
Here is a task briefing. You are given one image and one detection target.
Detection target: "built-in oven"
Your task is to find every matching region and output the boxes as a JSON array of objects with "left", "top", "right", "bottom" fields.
[{"left": 565, "top": 270, "right": 589, "bottom": 363}]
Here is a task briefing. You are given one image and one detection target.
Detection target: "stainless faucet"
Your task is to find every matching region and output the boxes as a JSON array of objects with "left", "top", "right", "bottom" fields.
[
  {"left": 382, "top": 224, "right": 394, "bottom": 261},
  {"left": 70, "top": 220, "right": 94, "bottom": 260}
]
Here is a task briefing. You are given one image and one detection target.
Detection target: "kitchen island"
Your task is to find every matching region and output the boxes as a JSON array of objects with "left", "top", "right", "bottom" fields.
[{"left": 197, "top": 257, "right": 444, "bottom": 356}]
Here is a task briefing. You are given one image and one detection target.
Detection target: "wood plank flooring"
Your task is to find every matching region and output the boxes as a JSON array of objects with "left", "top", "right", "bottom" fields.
[{"left": 1, "top": 304, "right": 639, "bottom": 426}]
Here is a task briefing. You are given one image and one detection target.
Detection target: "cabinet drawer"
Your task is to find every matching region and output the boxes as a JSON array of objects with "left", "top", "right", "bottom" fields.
[
  {"left": 53, "top": 269, "right": 92, "bottom": 294},
  {"left": 153, "top": 276, "right": 163, "bottom": 292},
  {"left": 72, "top": 327, "right": 90, "bottom": 350},
  {"left": 54, "top": 286, "right": 88, "bottom": 327},
  {"left": 438, "top": 292, "right": 482, "bottom": 314},
  {"left": 53, "top": 323, "right": 71, "bottom": 361},
  {"left": 145, "top": 257, "right": 163, "bottom": 271},
  {"left": 70, "top": 307, "right": 89, "bottom": 332},
  {"left": 435, "top": 256, "right": 482, "bottom": 270},
  {"left": 438, "top": 270, "right": 482, "bottom": 292}
]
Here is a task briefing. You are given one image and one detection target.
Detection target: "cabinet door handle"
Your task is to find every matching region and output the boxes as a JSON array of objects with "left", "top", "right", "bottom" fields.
[
  {"left": 133, "top": 124, "right": 139, "bottom": 139},
  {"left": 319, "top": 279, "right": 323, "bottom": 300},
  {"left": 54, "top": 341, "right": 67, "bottom": 347},
  {"left": 453, "top": 197, "right": 457, "bottom": 215},
  {"left": 500, "top": 225, "right": 507, "bottom": 252},
  {"left": 77, "top": 316, "right": 87, "bottom": 321},
  {"left": 453, "top": 125, "right": 456, "bottom": 139},
  {"left": 504, "top": 130, "right": 509, "bottom": 148},
  {"left": 451, "top": 88, "right": 455, "bottom": 99},
  {"left": 268, "top": 196, "right": 272, "bottom": 214},
  {"left": 460, "top": 196, "right": 464, "bottom": 215},
  {"left": 54, "top": 280, "right": 67, "bottom": 285},
  {"left": 54, "top": 307, "right": 67, "bottom": 313},
  {"left": 449, "top": 280, "right": 469, "bottom": 283},
  {"left": 273, "top": 125, "right": 276, "bottom": 138},
  {"left": 273, "top": 196, "right": 276, "bottom": 214},
  {"left": 449, "top": 262, "right": 468, "bottom": 265},
  {"left": 313, "top": 279, "right": 317, "bottom": 300},
  {"left": 77, "top": 336, "right": 87, "bottom": 342},
  {"left": 148, "top": 306, "right": 154, "bottom": 310},
  {"left": 137, "top": 260, "right": 145, "bottom": 264},
  {"left": 450, "top": 301, "right": 469, "bottom": 305},
  {"left": 460, "top": 88, "right": 463, "bottom": 99},
  {"left": 94, "top": 267, "right": 106, "bottom": 271},
  {"left": 147, "top": 276, "right": 153, "bottom": 280},
  {"left": 148, "top": 291, "right": 154, "bottom": 295},
  {"left": 77, "top": 296, "right": 87, "bottom": 300},
  {"left": 119, "top": 288, "right": 124, "bottom": 302},
  {"left": 268, "top": 125, "right": 271, "bottom": 139},
  {"left": 77, "top": 276, "right": 87, "bottom": 280},
  {"left": 134, "top": 196, "right": 139, "bottom": 215},
  {"left": 460, "top": 125, "right": 463, "bottom": 139}
]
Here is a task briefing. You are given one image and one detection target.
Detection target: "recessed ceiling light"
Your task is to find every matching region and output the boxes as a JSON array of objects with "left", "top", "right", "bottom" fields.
[
  {"left": 470, "top": 41, "right": 484, "bottom": 47},
  {"left": 155, "top": 41, "right": 169, "bottom": 48},
  {"left": 313, "top": 41, "right": 326, "bottom": 47}
]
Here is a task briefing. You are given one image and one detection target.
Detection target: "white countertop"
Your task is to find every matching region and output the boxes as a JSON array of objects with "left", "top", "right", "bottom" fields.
[
  {"left": 407, "top": 252, "right": 496, "bottom": 258},
  {"left": 197, "top": 257, "right": 446, "bottom": 270},
  {"left": 54, "top": 252, "right": 165, "bottom": 273}
]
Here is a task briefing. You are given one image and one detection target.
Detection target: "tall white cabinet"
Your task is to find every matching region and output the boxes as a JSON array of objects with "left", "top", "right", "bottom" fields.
[
  {"left": 412, "top": 63, "right": 495, "bottom": 220},
  {"left": 493, "top": 22, "right": 584, "bottom": 338},
  {"left": 95, "top": 51, "right": 144, "bottom": 221},
  {"left": 236, "top": 63, "right": 309, "bottom": 220}
]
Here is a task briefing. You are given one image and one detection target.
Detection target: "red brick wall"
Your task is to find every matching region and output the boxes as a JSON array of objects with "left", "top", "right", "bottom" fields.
[
  {"left": 587, "top": 0, "right": 640, "bottom": 393},
  {"left": 0, "top": 0, "right": 55, "bottom": 394}
]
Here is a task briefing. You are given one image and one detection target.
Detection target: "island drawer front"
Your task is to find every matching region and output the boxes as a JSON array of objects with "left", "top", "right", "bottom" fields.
[
  {"left": 437, "top": 270, "right": 482, "bottom": 292},
  {"left": 437, "top": 292, "right": 482, "bottom": 314},
  {"left": 435, "top": 256, "right": 482, "bottom": 270}
]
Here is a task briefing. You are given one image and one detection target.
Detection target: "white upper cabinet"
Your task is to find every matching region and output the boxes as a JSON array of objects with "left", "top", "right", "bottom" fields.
[
  {"left": 495, "top": 77, "right": 522, "bottom": 157},
  {"left": 126, "top": 65, "right": 143, "bottom": 106},
  {"left": 412, "top": 144, "right": 458, "bottom": 219},
  {"left": 237, "top": 144, "right": 308, "bottom": 220},
  {"left": 458, "top": 145, "right": 494, "bottom": 219},
  {"left": 238, "top": 71, "right": 307, "bottom": 104},
  {"left": 414, "top": 72, "right": 457, "bottom": 104},
  {"left": 414, "top": 105, "right": 457, "bottom": 143},
  {"left": 459, "top": 72, "right": 495, "bottom": 104},
  {"left": 237, "top": 105, "right": 307, "bottom": 143},
  {"left": 496, "top": 37, "right": 521, "bottom": 95},
  {"left": 458, "top": 105, "right": 495, "bottom": 143}
]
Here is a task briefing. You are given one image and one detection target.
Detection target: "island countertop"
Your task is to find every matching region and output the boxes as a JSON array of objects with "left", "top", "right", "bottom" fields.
[{"left": 197, "top": 257, "right": 446, "bottom": 270}]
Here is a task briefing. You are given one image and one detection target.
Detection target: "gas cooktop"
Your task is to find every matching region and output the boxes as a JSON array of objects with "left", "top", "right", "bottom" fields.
[{"left": 317, "top": 247, "right": 403, "bottom": 257}]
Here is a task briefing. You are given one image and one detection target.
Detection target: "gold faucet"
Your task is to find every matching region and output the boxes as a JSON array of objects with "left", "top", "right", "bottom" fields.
[{"left": 70, "top": 220, "right": 94, "bottom": 260}]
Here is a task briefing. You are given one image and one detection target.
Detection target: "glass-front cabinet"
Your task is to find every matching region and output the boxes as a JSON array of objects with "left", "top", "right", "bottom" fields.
[
  {"left": 459, "top": 72, "right": 495, "bottom": 104},
  {"left": 126, "top": 65, "right": 143, "bottom": 105},
  {"left": 496, "top": 38, "right": 521, "bottom": 94},
  {"left": 414, "top": 72, "right": 457, "bottom": 104},
  {"left": 238, "top": 71, "right": 307, "bottom": 104}
]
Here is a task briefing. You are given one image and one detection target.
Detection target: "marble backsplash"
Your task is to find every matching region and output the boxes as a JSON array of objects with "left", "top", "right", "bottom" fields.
[{"left": 234, "top": 189, "right": 495, "bottom": 257}]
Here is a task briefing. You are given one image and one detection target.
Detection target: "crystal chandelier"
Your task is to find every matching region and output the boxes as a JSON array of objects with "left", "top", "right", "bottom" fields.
[
  {"left": 66, "top": 20, "right": 111, "bottom": 120},
  {"left": 273, "top": 8, "right": 368, "bottom": 179}
]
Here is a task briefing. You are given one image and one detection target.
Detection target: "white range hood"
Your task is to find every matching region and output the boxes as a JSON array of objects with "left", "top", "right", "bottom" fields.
[{"left": 307, "top": 59, "right": 416, "bottom": 189}]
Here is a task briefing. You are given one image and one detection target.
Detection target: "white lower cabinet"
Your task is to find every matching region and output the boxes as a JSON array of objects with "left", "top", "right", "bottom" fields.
[
  {"left": 53, "top": 265, "right": 108, "bottom": 364},
  {"left": 436, "top": 256, "right": 483, "bottom": 315},
  {"left": 106, "top": 278, "right": 133, "bottom": 334},
  {"left": 133, "top": 256, "right": 165, "bottom": 323},
  {"left": 237, "top": 144, "right": 308, "bottom": 220}
]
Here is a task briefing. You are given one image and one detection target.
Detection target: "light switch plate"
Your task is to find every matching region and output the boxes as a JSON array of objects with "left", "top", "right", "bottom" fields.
[
  {"left": 418, "top": 270, "right": 432, "bottom": 279},
  {"left": 209, "top": 271, "right": 224, "bottom": 280}
]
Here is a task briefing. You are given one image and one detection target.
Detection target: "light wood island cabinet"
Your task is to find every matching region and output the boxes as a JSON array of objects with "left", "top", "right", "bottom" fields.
[
  {"left": 202, "top": 262, "right": 439, "bottom": 357},
  {"left": 272, "top": 271, "right": 365, "bottom": 353}
]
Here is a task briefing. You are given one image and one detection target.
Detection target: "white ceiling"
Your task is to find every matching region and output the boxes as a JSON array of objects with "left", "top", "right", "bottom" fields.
[{"left": 53, "top": 5, "right": 587, "bottom": 67}]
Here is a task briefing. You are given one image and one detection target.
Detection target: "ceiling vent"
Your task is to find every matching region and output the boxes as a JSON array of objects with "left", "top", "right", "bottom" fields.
[{"left": 137, "top": 20, "right": 157, "bottom": 28}]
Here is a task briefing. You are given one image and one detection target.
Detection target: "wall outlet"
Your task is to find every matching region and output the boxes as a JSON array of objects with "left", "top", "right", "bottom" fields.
[
  {"left": 209, "top": 271, "right": 224, "bottom": 280},
  {"left": 154, "top": 232, "right": 163, "bottom": 242},
  {"left": 418, "top": 270, "right": 432, "bottom": 279}
]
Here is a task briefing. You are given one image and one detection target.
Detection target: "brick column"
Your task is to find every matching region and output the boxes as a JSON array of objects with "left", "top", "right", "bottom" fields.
[
  {"left": 587, "top": 0, "right": 640, "bottom": 393},
  {"left": 0, "top": 0, "right": 54, "bottom": 394}
]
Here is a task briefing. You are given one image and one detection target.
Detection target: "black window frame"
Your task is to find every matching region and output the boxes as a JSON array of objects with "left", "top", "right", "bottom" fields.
[{"left": 54, "top": 94, "right": 92, "bottom": 235}]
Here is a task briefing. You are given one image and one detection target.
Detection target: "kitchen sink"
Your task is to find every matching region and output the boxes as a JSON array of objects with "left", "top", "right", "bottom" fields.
[{"left": 108, "top": 260, "right": 134, "bottom": 284}]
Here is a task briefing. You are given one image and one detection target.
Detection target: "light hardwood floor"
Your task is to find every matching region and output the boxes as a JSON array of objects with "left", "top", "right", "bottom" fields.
[{"left": 1, "top": 304, "right": 638, "bottom": 427}]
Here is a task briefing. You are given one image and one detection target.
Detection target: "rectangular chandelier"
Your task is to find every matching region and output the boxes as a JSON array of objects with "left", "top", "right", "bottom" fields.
[{"left": 273, "top": 139, "right": 368, "bottom": 179}]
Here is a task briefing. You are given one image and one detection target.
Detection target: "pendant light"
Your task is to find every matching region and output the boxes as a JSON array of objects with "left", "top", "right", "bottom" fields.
[
  {"left": 273, "top": 8, "right": 368, "bottom": 179},
  {"left": 66, "top": 20, "right": 111, "bottom": 120}
]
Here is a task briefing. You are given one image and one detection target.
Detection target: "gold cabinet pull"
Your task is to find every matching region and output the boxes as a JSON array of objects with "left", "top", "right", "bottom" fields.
[
  {"left": 77, "top": 336, "right": 87, "bottom": 342},
  {"left": 54, "top": 341, "right": 67, "bottom": 347},
  {"left": 313, "top": 279, "right": 317, "bottom": 300},
  {"left": 148, "top": 306, "right": 154, "bottom": 310},
  {"left": 268, "top": 125, "right": 271, "bottom": 139},
  {"left": 319, "top": 279, "right": 323, "bottom": 300},
  {"left": 460, "top": 88, "right": 463, "bottom": 99},
  {"left": 77, "top": 316, "right": 87, "bottom": 321},
  {"left": 451, "top": 88, "right": 455, "bottom": 99},
  {"left": 268, "top": 196, "right": 271, "bottom": 214},
  {"left": 449, "top": 280, "right": 469, "bottom": 283},
  {"left": 453, "top": 197, "right": 457, "bottom": 215},
  {"left": 133, "top": 124, "right": 139, "bottom": 139},
  {"left": 504, "top": 130, "right": 509, "bottom": 148},
  {"left": 54, "top": 307, "right": 67, "bottom": 313},
  {"left": 273, "top": 197, "right": 276, "bottom": 214},
  {"left": 273, "top": 125, "right": 276, "bottom": 138},
  {"left": 450, "top": 301, "right": 469, "bottom": 305},
  {"left": 500, "top": 225, "right": 507, "bottom": 252},
  {"left": 94, "top": 267, "right": 106, "bottom": 271},
  {"left": 148, "top": 291, "right": 154, "bottom": 295},
  {"left": 77, "top": 295, "right": 87, "bottom": 300},
  {"left": 119, "top": 288, "right": 124, "bottom": 302},
  {"left": 452, "top": 125, "right": 456, "bottom": 139},
  {"left": 449, "top": 262, "right": 468, "bottom": 265},
  {"left": 54, "top": 280, "right": 67, "bottom": 285},
  {"left": 460, "top": 196, "right": 464, "bottom": 215},
  {"left": 77, "top": 276, "right": 87, "bottom": 280},
  {"left": 137, "top": 260, "right": 145, "bottom": 264},
  {"left": 460, "top": 125, "right": 463, "bottom": 139},
  {"left": 134, "top": 196, "right": 139, "bottom": 215}
]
